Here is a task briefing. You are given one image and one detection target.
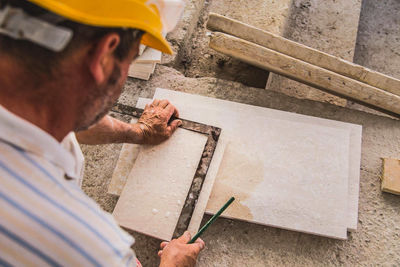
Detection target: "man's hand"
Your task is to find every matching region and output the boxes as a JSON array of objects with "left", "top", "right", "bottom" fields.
[
  {"left": 158, "top": 231, "right": 205, "bottom": 267},
  {"left": 75, "top": 99, "right": 181, "bottom": 145},
  {"left": 137, "top": 99, "right": 182, "bottom": 145}
]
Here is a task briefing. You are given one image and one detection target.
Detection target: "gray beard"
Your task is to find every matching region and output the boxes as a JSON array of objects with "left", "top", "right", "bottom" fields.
[{"left": 75, "top": 64, "right": 122, "bottom": 131}]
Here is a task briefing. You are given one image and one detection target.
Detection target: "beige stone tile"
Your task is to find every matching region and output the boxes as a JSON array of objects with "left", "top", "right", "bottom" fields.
[
  {"left": 112, "top": 127, "right": 208, "bottom": 241},
  {"left": 108, "top": 118, "right": 139, "bottom": 196},
  {"left": 154, "top": 88, "right": 362, "bottom": 239},
  {"left": 135, "top": 47, "right": 162, "bottom": 64},
  {"left": 154, "top": 88, "right": 362, "bottom": 232},
  {"left": 135, "top": 98, "right": 228, "bottom": 236},
  {"left": 128, "top": 62, "right": 155, "bottom": 77},
  {"left": 108, "top": 97, "right": 225, "bottom": 237}
]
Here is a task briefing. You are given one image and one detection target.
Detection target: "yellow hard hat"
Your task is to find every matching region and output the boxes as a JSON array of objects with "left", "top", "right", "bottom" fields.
[{"left": 27, "top": 0, "right": 185, "bottom": 54}]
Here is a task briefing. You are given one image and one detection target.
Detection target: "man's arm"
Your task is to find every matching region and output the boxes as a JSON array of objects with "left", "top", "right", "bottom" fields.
[{"left": 76, "top": 99, "right": 182, "bottom": 145}]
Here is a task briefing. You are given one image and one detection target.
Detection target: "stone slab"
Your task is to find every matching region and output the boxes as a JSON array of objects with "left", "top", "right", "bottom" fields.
[
  {"left": 108, "top": 118, "right": 140, "bottom": 196},
  {"left": 135, "top": 47, "right": 162, "bottom": 64},
  {"left": 112, "top": 128, "right": 208, "bottom": 241},
  {"left": 128, "top": 62, "right": 156, "bottom": 81},
  {"left": 83, "top": 64, "right": 400, "bottom": 266},
  {"left": 107, "top": 97, "right": 227, "bottom": 236},
  {"left": 153, "top": 87, "right": 362, "bottom": 232},
  {"left": 135, "top": 98, "right": 228, "bottom": 236},
  {"left": 153, "top": 88, "right": 361, "bottom": 239},
  {"left": 381, "top": 158, "right": 400, "bottom": 195},
  {"left": 128, "top": 45, "right": 160, "bottom": 80}
]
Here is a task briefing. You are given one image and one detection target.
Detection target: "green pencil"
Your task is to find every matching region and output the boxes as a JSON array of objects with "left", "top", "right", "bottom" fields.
[{"left": 188, "top": 197, "right": 235, "bottom": 244}]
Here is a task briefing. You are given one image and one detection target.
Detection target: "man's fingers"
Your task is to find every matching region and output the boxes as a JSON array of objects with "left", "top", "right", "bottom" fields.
[
  {"left": 164, "top": 104, "right": 180, "bottom": 119},
  {"left": 172, "top": 105, "right": 179, "bottom": 118},
  {"left": 160, "top": 241, "right": 169, "bottom": 249},
  {"left": 167, "top": 120, "right": 182, "bottom": 136},
  {"left": 195, "top": 238, "right": 205, "bottom": 250},
  {"left": 152, "top": 99, "right": 160, "bottom": 106},
  {"left": 188, "top": 240, "right": 205, "bottom": 256},
  {"left": 159, "top": 99, "right": 170, "bottom": 108},
  {"left": 144, "top": 104, "right": 149, "bottom": 110},
  {"left": 190, "top": 244, "right": 202, "bottom": 255},
  {"left": 157, "top": 250, "right": 163, "bottom": 257},
  {"left": 138, "top": 99, "right": 181, "bottom": 144},
  {"left": 177, "top": 231, "right": 192, "bottom": 243}
]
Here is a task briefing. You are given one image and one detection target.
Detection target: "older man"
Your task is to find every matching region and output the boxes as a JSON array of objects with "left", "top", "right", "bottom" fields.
[{"left": 0, "top": 0, "right": 204, "bottom": 266}]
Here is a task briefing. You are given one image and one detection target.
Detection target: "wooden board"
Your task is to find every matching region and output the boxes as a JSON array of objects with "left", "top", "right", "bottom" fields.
[
  {"left": 154, "top": 88, "right": 362, "bottom": 239},
  {"left": 209, "top": 32, "right": 400, "bottom": 118},
  {"left": 112, "top": 128, "right": 208, "bottom": 241},
  {"left": 207, "top": 13, "right": 400, "bottom": 96},
  {"left": 381, "top": 158, "right": 400, "bottom": 195}
]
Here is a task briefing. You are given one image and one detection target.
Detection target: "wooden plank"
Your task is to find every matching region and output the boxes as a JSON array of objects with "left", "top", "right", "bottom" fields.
[
  {"left": 381, "top": 158, "right": 400, "bottom": 195},
  {"left": 209, "top": 32, "right": 400, "bottom": 118},
  {"left": 207, "top": 13, "right": 400, "bottom": 97}
]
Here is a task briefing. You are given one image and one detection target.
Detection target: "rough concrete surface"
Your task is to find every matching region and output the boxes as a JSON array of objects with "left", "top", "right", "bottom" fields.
[
  {"left": 353, "top": 0, "right": 400, "bottom": 80},
  {"left": 83, "top": 66, "right": 400, "bottom": 266},
  {"left": 174, "top": 0, "right": 283, "bottom": 88},
  {"left": 349, "top": 0, "right": 400, "bottom": 116},
  {"left": 81, "top": 0, "right": 400, "bottom": 266},
  {"left": 266, "top": 0, "right": 362, "bottom": 106},
  {"left": 163, "top": 0, "right": 206, "bottom": 65}
]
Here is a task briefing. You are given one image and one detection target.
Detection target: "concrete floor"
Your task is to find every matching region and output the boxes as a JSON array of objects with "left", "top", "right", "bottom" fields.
[{"left": 81, "top": 0, "right": 400, "bottom": 266}]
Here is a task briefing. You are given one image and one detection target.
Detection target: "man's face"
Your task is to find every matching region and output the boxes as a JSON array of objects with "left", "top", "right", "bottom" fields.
[{"left": 76, "top": 39, "right": 141, "bottom": 131}]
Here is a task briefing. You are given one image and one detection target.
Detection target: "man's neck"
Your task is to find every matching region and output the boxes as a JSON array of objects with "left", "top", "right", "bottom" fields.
[
  {"left": 0, "top": 96, "right": 74, "bottom": 142},
  {"left": 0, "top": 58, "right": 77, "bottom": 142}
]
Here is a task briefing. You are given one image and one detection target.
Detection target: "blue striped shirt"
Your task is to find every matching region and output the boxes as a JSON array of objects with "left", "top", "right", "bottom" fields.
[{"left": 0, "top": 105, "right": 136, "bottom": 266}]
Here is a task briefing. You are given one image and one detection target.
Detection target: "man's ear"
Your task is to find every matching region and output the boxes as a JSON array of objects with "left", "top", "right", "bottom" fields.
[{"left": 88, "top": 33, "right": 121, "bottom": 85}]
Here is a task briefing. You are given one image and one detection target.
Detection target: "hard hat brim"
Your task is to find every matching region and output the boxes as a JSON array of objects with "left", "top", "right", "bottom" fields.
[
  {"left": 142, "top": 31, "right": 173, "bottom": 55},
  {"left": 28, "top": 0, "right": 173, "bottom": 54}
]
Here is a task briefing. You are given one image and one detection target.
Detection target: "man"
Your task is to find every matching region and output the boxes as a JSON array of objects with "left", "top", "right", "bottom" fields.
[{"left": 0, "top": 0, "right": 204, "bottom": 266}]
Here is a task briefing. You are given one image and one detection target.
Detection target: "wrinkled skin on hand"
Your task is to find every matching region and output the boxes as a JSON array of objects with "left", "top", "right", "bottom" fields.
[
  {"left": 137, "top": 99, "right": 182, "bottom": 145},
  {"left": 158, "top": 231, "right": 205, "bottom": 267}
]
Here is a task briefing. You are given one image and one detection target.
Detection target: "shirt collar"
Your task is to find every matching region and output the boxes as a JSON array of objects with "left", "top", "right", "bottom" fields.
[{"left": 0, "top": 105, "right": 78, "bottom": 179}]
